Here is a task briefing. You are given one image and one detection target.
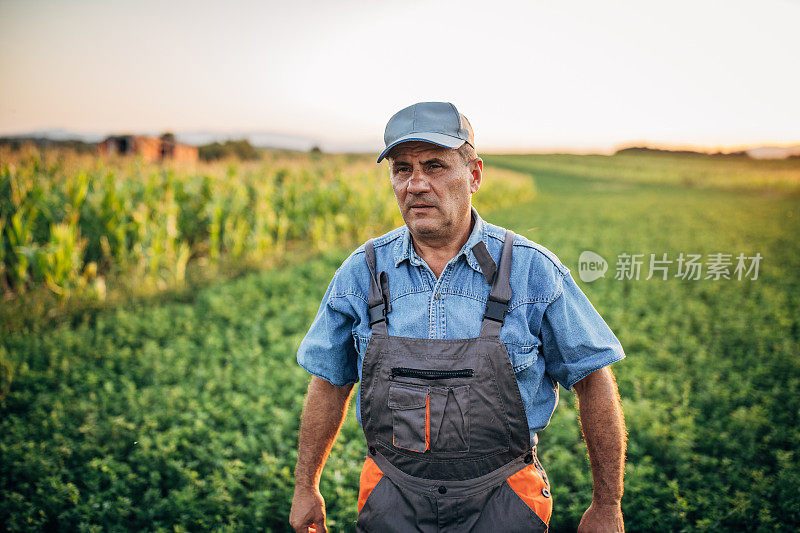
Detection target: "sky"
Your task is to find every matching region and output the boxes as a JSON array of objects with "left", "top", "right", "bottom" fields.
[{"left": 1, "top": 0, "right": 799, "bottom": 153}]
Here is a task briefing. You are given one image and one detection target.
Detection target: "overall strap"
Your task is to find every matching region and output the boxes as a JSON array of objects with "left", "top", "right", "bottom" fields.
[
  {"left": 364, "top": 239, "right": 390, "bottom": 335},
  {"left": 470, "top": 240, "right": 497, "bottom": 285},
  {"left": 480, "top": 230, "right": 515, "bottom": 337}
]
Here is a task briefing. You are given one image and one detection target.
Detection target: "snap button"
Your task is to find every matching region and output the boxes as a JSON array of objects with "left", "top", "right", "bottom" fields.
[
  {"left": 438, "top": 486, "right": 447, "bottom": 494},
  {"left": 434, "top": 292, "right": 441, "bottom": 300},
  {"left": 524, "top": 453, "right": 533, "bottom": 464},
  {"left": 369, "top": 446, "right": 376, "bottom": 456},
  {"left": 542, "top": 488, "right": 550, "bottom": 498}
]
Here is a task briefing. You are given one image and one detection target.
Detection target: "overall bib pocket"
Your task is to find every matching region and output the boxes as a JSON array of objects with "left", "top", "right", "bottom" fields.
[
  {"left": 388, "top": 382, "right": 429, "bottom": 452},
  {"left": 387, "top": 379, "right": 471, "bottom": 453},
  {"left": 429, "top": 385, "right": 470, "bottom": 452}
]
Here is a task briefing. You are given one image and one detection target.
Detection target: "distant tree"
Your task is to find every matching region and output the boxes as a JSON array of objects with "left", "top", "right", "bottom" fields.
[
  {"left": 615, "top": 146, "right": 751, "bottom": 158},
  {"left": 160, "top": 132, "right": 176, "bottom": 143},
  {"left": 228, "top": 139, "right": 260, "bottom": 160},
  {"left": 615, "top": 146, "right": 705, "bottom": 157},
  {"left": 0, "top": 137, "right": 96, "bottom": 154},
  {"left": 198, "top": 142, "right": 225, "bottom": 161},
  {"left": 198, "top": 139, "right": 260, "bottom": 161}
]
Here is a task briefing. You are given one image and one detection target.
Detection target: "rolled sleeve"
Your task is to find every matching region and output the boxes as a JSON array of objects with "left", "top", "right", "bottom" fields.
[
  {"left": 296, "top": 272, "right": 359, "bottom": 386},
  {"left": 540, "top": 271, "right": 625, "bottom": 391}
]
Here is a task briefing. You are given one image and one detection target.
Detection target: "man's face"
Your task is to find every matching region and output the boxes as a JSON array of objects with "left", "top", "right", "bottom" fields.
[{"left": 388, "top": 141, "right": 482, "bottom": 241}]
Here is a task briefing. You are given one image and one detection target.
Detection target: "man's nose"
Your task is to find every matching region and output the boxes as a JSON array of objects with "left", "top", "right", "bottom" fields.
[{"left": 407, "top": 169, "right": 431, "bottom": 194}]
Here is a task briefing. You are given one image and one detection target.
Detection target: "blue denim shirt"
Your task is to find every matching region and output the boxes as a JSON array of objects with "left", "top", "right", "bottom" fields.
[{"left": 297, "top": 207, "right": 625, "bottom": 444}]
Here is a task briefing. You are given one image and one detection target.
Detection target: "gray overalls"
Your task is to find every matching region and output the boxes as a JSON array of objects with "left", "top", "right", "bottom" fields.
[{"left": 356, "top": 230, "right": 553, "bottom": 532}]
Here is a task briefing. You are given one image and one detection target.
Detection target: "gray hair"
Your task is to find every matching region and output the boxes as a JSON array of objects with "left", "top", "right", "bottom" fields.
[{"left": 457, "top": 142, "right": 478, "bottom": 165}]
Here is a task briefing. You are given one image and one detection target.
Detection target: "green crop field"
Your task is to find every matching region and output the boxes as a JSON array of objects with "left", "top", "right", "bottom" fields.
[{"left": 1, "top": 151, "right": 798, "bottom": 531}]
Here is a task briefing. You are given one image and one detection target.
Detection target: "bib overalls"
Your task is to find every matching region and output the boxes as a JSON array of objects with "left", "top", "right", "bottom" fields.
[{"left": 356, "top": 230, "right": 553, "bottom": 532}]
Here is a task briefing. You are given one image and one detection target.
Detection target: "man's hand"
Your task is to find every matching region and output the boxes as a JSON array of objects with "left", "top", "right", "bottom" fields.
[
  {"left": 289, "top": 484, "right": 327, "bottom": 533},
  {"left": 289, "top": 377, "right": 354, "bottom": 533},
  {"left": 578, "top": 501, "right": 624, "bottom": 532},
  {"left": 572, "top": 366, "right": 626, "bottom": 532}
]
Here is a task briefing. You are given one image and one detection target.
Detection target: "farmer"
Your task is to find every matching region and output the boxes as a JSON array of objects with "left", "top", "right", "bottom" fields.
[{"left": 289, "top": 102, "right": 627, "bottom": 532}]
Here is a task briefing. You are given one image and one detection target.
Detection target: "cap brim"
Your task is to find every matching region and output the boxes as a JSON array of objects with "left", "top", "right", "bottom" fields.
[{"left": 376, "top": 132, "right": 466, "bottom": 163}]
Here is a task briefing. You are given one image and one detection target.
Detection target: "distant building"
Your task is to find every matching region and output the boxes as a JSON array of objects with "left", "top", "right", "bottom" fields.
[{"left": 98, "top": 134, "right": 198, "bottom": 162}]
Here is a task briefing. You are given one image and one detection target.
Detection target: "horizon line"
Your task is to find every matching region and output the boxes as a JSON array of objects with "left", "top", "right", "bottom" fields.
[{"left": 1, "top": 128, "right": 799, "bottom": 157}]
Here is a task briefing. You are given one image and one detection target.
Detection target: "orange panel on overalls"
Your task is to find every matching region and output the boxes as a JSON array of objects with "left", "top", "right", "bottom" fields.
[{"left": 356, "top": 231, "right": 553, "bottom": 532}]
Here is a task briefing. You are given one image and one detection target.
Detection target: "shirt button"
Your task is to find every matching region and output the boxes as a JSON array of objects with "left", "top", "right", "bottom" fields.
[{"left": 434, "top": 292, "right": 441, "bottom": 300}]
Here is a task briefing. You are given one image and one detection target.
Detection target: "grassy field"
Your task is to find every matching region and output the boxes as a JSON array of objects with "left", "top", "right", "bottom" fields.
[
  {"left": 489, "top": 151, "right": 800, "bottom": 193},
  {"left": 1, "top": 152, "right": 799, "bottom": 531},
  {"left": 483, "top": 153, "right": 800, "bottom": 531}
]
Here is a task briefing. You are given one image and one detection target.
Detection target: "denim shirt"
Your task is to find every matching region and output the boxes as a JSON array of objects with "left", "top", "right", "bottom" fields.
[{"left": 297, "top": 207, "right": 625, "bottom": 445}]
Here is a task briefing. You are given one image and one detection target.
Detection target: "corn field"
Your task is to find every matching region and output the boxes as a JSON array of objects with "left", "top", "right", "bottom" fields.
[{"left": 0, "top": 147, "right": 535, "bottom": 304}]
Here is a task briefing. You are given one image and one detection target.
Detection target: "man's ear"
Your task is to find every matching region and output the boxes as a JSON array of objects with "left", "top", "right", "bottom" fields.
[{"left": 469, "top": 157, "right": 483, "bottom": 194}]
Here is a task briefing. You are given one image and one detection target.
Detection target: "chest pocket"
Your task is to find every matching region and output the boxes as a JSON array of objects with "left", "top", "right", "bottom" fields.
[
  {"left": 388, "top": 382, "right": 428, "bottom": 453},
  {"left": 388, "top": 380, "right": 470, "bottom": 453},
  {"left": 506, "top": 343, "right": 540, "bottom": 373}
]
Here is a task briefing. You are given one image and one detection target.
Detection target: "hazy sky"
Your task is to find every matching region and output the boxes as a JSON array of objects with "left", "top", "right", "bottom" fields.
[{"left": 1, "top": 0, "right": 798, "bottom": 152}]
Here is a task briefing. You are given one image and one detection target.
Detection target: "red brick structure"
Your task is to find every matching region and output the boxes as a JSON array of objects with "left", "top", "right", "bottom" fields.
[{"left": 98, "top": 134, "right": 198, "bottom": 162}]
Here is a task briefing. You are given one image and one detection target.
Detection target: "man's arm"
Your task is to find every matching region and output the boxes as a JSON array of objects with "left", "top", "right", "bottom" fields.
[
  {"left": 289, "top": 376, "right": 355, "bottom": 533},
  {"left": 572, "top": 366, "right": 627, "bottom": 533}
]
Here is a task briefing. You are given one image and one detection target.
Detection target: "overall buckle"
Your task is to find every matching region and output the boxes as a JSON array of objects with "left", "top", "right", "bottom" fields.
[
  {"left": 483, "top": 296, "right": 508, "bottom": 323},
  {"left": 368, "top": 302, "right": 387, "bottom": 326}
]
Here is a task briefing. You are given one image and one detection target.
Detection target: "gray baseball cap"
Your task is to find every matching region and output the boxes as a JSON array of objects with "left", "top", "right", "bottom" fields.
[{"left": 377, "top": 102, "right": 474, "bottom": 163}]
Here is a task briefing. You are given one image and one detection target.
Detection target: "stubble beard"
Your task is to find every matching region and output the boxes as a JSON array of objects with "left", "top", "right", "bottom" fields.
[{"left": 406, "top": 208, "right": 458, "bottom": 242}]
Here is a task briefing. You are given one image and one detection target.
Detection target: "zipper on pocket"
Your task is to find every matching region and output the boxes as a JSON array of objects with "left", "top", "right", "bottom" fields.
[{"left": 390, "top": 367, "right": 474, "bottom": 380}]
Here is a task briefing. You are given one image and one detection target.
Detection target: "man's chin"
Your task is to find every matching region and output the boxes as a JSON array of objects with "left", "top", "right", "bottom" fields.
[{"left": 408, "top": 220, "right": 441, "bottom": 235}]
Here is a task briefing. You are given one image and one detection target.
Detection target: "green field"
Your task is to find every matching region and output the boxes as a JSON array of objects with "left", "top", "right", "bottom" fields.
[
  {"left": 1, "top": 152, "right": 799, "bottom": 531},
  {"left": 489, "top": 151, "right": 800, "bottom": 193}
]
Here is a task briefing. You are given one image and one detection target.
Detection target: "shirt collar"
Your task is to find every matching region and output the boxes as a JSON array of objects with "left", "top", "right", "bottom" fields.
[{"left": 393, "top": 205, "right": 487, "bottom": 276}]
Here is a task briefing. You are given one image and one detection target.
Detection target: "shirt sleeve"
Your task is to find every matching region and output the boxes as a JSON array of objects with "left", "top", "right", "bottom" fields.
[
  {"left": 296, "top": 270, "right": 360, "bottom": 386},
  {"left": 540, "top": 270, "right": 625, "bottom": 391}
]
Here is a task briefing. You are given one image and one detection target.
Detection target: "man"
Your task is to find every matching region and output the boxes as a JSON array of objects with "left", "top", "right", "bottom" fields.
[{"left": 289, "top": 102, "right": 626, "bottom": 532}]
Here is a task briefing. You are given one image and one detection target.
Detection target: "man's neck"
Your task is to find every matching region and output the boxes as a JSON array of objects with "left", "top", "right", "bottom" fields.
[{"left": 410, "top": 210, "right": 475, "bottom": 279}]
